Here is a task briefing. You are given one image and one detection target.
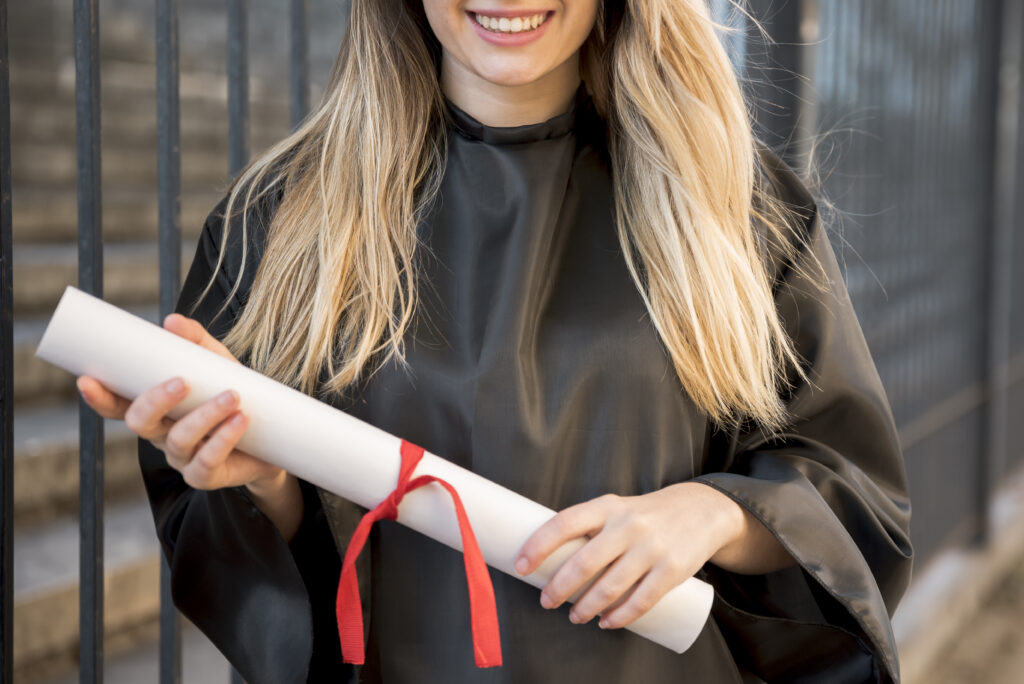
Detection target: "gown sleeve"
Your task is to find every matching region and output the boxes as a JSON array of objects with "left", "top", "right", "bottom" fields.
[
  {"left": 692, "top": 147, "right": 914, "bottom": 683},
  {"left": 136, "top": 191, "right": 348, "bottom": 684}
]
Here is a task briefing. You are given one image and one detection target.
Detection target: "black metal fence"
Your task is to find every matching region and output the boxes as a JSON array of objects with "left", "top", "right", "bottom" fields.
[
  {"left": 1, "top": 0, "right": 1023, "bottom": 680},
  {"left": 755, "top": 0, "right": 1024, "bottom": 562}
]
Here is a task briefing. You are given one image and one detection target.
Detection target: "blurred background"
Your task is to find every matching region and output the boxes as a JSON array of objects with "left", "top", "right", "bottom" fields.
[{"left": 2, "top": 0, "right": 1023, "bottom": 682}]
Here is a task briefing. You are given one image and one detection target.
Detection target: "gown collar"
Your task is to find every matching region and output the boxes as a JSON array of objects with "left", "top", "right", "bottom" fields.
[{"left": 444, "top": 82, "right": 588, "bottom": 145}]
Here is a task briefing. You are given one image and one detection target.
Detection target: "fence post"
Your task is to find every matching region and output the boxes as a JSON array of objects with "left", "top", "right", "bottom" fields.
[
  {"left": 228, "top": 0, "right": 249, "bottom": 177},
  {"left": 979, "top": 0, "right": 1019, "bottom": 546},
  {"left": 290, "top": 0, "right": 309, "bottom": 131},
  {"left": 0, "top": 0, "right": 13, "bottom": 680},
  {"left": 744, "top": 0, "right": 805, "bottom": 165},
  {"left": 74, "top": 0, "right": 104, "bottom": 680},
  {"left": 156, "top": 0, "right": 184, "bottom": 681},
  {"left": 227, "top": 7, "right": 249, "bottom": 681}
]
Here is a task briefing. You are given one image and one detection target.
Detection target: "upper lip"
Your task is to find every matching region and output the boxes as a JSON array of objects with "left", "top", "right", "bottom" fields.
[{"left": 466, "top": 9, "right": 552, "bottom": 18}]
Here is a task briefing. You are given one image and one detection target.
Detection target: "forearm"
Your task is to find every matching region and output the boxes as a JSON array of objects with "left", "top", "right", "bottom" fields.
[
  {"left": 245, "top": 471, "right": 304, "bottom": 543},
  {"left": 700, "top": 483, "right": 798, "bottom": 575}
]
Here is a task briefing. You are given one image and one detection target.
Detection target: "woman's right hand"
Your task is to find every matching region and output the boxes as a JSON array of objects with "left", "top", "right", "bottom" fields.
[{"left": 76, "top": 313, "right": 285, "bottom": 492}]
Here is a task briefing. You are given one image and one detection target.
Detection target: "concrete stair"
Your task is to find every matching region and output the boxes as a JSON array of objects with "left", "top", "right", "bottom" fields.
[
  {"left": 8, "top": 2, "right": 292, "bottom": 681},
  {"left": 12, "top": 241, "right": 197, "bottom": 315},
  {"left": 12, "top": 186, "right": 217, "bottom": 244},
  {"left": 14, "top": 498, "right": 161, "bottom": 681}
]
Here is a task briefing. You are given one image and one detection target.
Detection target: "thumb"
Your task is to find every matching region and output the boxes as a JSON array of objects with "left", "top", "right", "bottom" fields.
[{"left": 163, "top": 313, "right": 240, "bottom": 363}]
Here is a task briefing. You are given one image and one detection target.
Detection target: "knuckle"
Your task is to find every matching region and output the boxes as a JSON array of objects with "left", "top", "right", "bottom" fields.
[
  {"left": 192, "top": 448, "right": 218, "bottom": 475},
  {"left": 161, "top": 450, "right": 181, "bottom": 472},
  {"left": 644, "top": 539, "right": 668, "bottom": 561},
  {"left": 180, "top": 468, "right": 200, "bottom": 489},
  {"left": 664, "top": 556, "right": 687, "bottom": 577},
  {"left": 625, "top": 515, "right": 652, "bottom": 536},
  {"left": 548, "top": 575, "right": 570, "bottom": 599},
  {"left": 591, "top": 582, "right": 617, "bottom": 603},
  {"left": 163, "top": 427, "right": 192, "bottom": 458},
  {"left": 633, "top": 592, "right": 656, "bottom": 613},
  {"left": 552, "top": 515, "right": 572, "bottom": 536},
  {"left": 181, "top": 466, "right": 210, "bottom": 490},
  {"left": 123, "top": 404, "right": 146, "bottom": 433}
]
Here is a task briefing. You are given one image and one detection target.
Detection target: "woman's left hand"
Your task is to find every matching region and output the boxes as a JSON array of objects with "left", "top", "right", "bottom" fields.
[{"left": 512, "top": 482, "right": 747, "bottom": 630}]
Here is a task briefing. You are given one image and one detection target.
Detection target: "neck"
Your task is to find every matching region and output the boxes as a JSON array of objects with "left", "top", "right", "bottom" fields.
[{"left": 440, "top": 53, "right": 581, "bottom": 127}]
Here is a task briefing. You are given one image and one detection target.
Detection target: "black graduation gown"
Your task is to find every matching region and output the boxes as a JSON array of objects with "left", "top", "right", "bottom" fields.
[{"left": 138, "top": 84, "right": 913, "bottom": 683}]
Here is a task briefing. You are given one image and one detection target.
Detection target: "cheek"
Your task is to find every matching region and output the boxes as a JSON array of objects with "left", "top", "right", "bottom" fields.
[
  {"left": 567, "top": 0, "right": 601, "bottom": 47},
  {"left": 421, "top": 0, "right": 461, "bottom": 50}
]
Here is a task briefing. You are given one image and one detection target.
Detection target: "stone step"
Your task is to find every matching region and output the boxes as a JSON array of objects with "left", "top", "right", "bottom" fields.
[
  {"left": 10, "top": 57, "right": 293, "bottom": 122},
  {"left": 8, "top": 8, "right": 165, "bottom": 69},
  {"left": 36, "top": 618, "right": 233, "bottom": 684},
  {"left": 14, "top": 302, "right": 157, "bottom": 404},
  {"left": 9, "top": 94, "right": 288, "bottom": 157},
  {"left": 12, "top": 186, "right": 219, "bottom": 244},
  {"left": 12, "top": 140, "right": 233, "bottom": 191},
  {"left": 13, "top": 399, "right": 151, "bottom": 524},
  {"left": 12, "top": 239, "right": 197, "bottom": 316},
  {"left": 13, "top": 496, "right": 164, "bottom": 681}
]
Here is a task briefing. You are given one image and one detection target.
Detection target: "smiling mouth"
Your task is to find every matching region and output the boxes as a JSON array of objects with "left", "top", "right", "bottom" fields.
[{"left": 470, "top": 11, "right": 553, "bottom": 34}]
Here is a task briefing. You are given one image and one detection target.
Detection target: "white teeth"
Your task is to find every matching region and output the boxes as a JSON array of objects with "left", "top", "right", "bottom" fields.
[{"left": 473, "top": 11, "right": 548, "bottom": 34}]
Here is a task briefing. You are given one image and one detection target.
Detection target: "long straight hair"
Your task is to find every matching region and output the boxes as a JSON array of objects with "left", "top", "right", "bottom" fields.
[{"left": 192, "top": 0, "right": 814, "bottom": 433}]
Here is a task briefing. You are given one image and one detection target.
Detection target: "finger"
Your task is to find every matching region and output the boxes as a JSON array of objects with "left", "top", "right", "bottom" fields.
[
  {"left": 540, "top": 529, "right": 627, "bottom": 610},
  {"left": 515, "top": 494, "right": 620, "bottom": 575},
  {"left": 596, "top": 564, "right": 675, "bottom": 630},
  {"left": 568, "top": 548, "right": 650, "bottom": 624},
  {"left": 163, "top": 389, "right": 240, "bottom": 465},
  {"left": 163, "top": 314, "right": 238, "bottom": 362},
  {"left": 77, "top": 375, "right": 132, "bottom": 419},
  {"left": 180, "top": 411, "right": 249, "bottom": 489},
  {"left": 123, "top": 376, "right": 191, "bottom": 440}
]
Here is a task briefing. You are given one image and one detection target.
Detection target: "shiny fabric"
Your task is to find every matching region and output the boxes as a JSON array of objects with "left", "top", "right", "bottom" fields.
[{"left": 138, "top": 84, "right": 913, "bottom": 683}]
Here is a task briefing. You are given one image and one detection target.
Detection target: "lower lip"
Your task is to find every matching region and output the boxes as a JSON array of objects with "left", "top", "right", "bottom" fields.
[{"left": 467, "top": 11, "right": 553, "bottom": 47}]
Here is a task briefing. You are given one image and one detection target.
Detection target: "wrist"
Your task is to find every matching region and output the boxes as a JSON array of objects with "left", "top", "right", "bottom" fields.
[
  {"left": 245, "top": 468, "right": 291, "bottom": 499},
  {"left": 694, "top": 483, "right": 748, "bottom": 565}
]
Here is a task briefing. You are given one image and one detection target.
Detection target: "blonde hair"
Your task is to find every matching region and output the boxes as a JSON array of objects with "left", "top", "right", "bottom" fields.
[{"left": 191, "top": 0, "right": 817, "bottom": 433}]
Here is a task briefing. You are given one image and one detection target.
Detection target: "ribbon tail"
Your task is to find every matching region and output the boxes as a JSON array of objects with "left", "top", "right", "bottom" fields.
[
  {"left": 337, "top": 512, "right": 378, "bottom": 665},
  {"left": 454, "top": 494, "right": 503, "bottom": 668},
  {"left": 414, "top": 476, "right": 503, "bottom": 668}
]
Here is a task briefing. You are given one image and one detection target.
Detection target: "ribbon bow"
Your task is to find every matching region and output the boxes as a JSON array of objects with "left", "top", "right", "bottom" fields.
[{"left": 335, "top": 439, "right": 503, "bottom": 668}]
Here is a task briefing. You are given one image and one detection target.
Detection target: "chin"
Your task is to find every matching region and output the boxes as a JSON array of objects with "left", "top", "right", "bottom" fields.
[{"left": 471, "top": 60, "right": 548, "bottom": 88}]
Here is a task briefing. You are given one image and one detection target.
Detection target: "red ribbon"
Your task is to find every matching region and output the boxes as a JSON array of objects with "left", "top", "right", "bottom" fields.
[{"left": 335, "top": 439, "right": 503, "bottom": 668}]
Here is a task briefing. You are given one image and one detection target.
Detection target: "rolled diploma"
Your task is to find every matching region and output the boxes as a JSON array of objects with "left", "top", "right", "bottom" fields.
[{"left": 36, "top": 286, "right": 714, "bottom": 653}]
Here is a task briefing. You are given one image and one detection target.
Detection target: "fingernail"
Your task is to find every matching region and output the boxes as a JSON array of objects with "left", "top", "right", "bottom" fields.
[
  {"left": 218, "top": 389, "right": 238, "bottom": 407},
  {"left": 540, "top": 593, "right": 553, "bottom": 609},
  {"left": 598, "top": 619, "right": 609, "bottom": 629},
  {"left": 569, "top": 611, "right": 581, "bottom": 624},
  {"left": 514, "top": 557, "right": 529, "bottom": 574},
  {"left": 166, "top": 377, "right": 185, "bottom": 394},
  {"left": 230, "top": 412, "right": 247, "bottom": 426}
]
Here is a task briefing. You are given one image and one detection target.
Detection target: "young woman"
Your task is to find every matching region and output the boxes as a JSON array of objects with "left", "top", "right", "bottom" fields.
[{"left": 77, "top": 1, "right": 913, "bottom": 682}]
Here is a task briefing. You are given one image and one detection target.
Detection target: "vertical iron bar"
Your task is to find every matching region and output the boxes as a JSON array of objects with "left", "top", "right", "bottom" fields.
[
  {"left": 74, "top": 0, "right": 104, "bottom": 680},
  {"left": 0, "top": 0, "right": 12, "bottom": 680},
  {"left": 228, "top": 3, "right": 248, "bottom": 681},
  {"left": 745, "top": 0, "right": 804, "bottom": 165},
  {"left": 228, "top": 0, "right": 250, "bottom": 176},
  {"left": 974, "top": 0, "right": 1007, "bottom": 546},
  {"left": 978, "top": 0, "right": 1018, "bottom": 546},
  {"left": 156, "top": 0, "right": 183, "bottom": 681},
  {"left": 290, "top": 0, "right": 310, "bottom": 131}
]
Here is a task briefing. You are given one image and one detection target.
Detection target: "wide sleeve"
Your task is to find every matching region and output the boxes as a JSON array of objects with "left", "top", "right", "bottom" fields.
[
  {"left": 692, "top": 154, "right": 914, "bottom": 683},
  {"left": 136, "top": 193, "right": 347, "bottom": 684}
]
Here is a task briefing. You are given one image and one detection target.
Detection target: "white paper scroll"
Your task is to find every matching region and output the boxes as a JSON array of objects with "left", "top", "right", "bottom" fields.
[{"left": 36, "top": 286, "right": 714, "bottom": 654}]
